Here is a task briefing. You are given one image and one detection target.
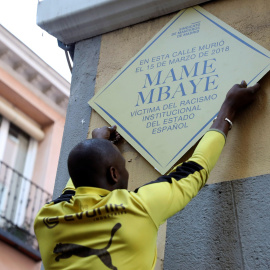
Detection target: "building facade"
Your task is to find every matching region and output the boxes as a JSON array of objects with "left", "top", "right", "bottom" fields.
[
  {"left": 0, "top": 25, "right": 70, "bottom": 270},
  {"left": 37, "top": 0, "right": 270, "bottom": 269}
]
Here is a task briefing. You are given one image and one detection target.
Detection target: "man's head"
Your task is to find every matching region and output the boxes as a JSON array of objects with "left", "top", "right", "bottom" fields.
[{"left": 68, "top": 139, "right": 129, "bottom": 190}]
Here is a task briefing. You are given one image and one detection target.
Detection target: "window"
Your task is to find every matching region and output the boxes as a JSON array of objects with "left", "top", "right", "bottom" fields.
[
  {"left": 0, "top": 115, "right": 38, "bottom": 226},
  {"left": 0, "top": 115, "right": 43, "bottom": 252}
]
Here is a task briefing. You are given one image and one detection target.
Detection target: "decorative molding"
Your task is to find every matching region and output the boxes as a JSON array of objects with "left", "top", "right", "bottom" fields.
[
  {"left": 0, "top": 25, "right": 70, "bottom": 114},
  {"left": 37, "top": 0, "right": 211, "bottom": 44}
]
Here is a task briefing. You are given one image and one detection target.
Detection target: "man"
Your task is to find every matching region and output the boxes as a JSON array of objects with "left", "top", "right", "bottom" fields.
[{"left": 34, "top": 81, "right": 260, "bottom": 270}]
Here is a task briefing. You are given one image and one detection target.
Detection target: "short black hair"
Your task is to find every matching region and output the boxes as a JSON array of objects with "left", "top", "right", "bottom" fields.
[{"left": 67, "top": 139, "right": 119, "bottom": 188}]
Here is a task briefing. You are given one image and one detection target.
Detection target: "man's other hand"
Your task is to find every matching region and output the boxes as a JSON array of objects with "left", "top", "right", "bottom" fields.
[
  {"left": 224, "top": 80, "right": 260, "bottom": 112},
  {"left": 92, "top": 125, "right": 121, "bottom": 143},
  {"left": 211, "top": 81, "right": 261, "bottom": 136}
]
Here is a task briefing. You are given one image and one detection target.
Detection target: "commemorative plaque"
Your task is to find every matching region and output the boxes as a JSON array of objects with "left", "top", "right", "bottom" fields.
[{"left": 89, "top": 6, "right": 270, "bottom": 174}]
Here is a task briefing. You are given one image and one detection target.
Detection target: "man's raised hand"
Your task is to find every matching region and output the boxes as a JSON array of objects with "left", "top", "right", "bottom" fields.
[
  {"left": 224, "top": 80, "right": 260, "bottom": 113},
  {"left": 211, "top": 81, "right": 261, "bottom": 136},
  {"left": 92, "top": 125, "right": 121, "bottom": 143}
]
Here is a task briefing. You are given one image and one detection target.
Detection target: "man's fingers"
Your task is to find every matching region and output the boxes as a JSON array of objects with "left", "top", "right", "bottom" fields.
[
  {"left": 247, "top": 83, "right": 260, "bottom": 94},
  {"left": 240, "top": 80, "right": 247, "bottom": 88},
  {"left": 239, "top": 80, "right": 260, "bottom": 93},
  {"left": 115, "top": 133, "right": 121, "bottom": 140},
  {"left": 108, "top": 125, "right": 117, "bottom": 133}
]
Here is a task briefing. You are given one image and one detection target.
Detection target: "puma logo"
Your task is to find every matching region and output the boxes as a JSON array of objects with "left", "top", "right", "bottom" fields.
[{"left": 53, "top": 223, "right": 121, "bottom": 270}]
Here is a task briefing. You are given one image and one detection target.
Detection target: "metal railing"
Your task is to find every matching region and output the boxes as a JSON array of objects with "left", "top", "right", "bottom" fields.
[{"left": 0, "top": 160, "right": 52, "bottom": 250}]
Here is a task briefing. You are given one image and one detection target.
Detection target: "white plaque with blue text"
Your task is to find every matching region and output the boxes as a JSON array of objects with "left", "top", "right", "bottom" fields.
[{"left": 89, "top": 6, "right": 270, "bottom": 174}]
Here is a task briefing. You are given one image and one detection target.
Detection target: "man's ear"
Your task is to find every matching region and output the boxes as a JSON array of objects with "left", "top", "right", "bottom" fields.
[{"left": 109, "top": 166, "right": 119, "bottom": 184}]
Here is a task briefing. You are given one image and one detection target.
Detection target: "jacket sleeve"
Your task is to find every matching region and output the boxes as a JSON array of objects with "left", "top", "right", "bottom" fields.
[{"left": 131, "top": 130, "right": 226, "bottom": 228}]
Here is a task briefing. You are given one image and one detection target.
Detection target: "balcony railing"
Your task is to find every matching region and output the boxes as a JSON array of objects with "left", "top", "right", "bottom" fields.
[{"left": 0, "top": 160, "right": 52, "bottom": 254}]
